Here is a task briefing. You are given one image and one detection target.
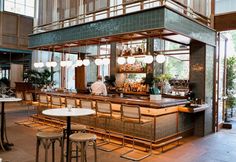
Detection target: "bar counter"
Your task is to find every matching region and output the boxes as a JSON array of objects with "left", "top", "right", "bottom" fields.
[
  {"left": 32, "top": 91, "right": 207, "bottom": 143},
  {"left": 36, "top": 91, "right": 189, "bottom": 108}
]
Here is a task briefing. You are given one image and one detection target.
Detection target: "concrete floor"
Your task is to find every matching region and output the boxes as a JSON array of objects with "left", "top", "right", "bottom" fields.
[{"left": 0, "top": 102, "right": 236, "bottom": 162}]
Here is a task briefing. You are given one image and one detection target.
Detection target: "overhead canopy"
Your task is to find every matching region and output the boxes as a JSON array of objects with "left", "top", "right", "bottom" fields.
[{"left": 29, "top": 6, "right": 216, "bottom": 51}]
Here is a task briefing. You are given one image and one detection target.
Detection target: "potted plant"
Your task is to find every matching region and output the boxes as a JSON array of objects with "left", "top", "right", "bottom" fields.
[
  {"left": 24, "top": 69, "right": 55, "bottom": 89},
  {"left": 225, "top": 57, "right": 236, "bottom": 123},
  {"left": 154, "top": 74, "right": 172, "bottom": 94}
]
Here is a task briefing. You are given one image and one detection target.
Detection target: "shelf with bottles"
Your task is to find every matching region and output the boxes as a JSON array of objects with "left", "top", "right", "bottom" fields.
[{"left": 122, "top": 73, "right": 147, "bottom": 94}]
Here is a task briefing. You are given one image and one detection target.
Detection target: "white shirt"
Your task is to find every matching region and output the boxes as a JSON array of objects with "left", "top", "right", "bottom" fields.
[{"left": 91, "top": 80, "right": 107, "bottom": 96}]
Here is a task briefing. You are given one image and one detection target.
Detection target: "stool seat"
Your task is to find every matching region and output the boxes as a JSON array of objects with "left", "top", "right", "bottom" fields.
[
  {"left": 63, "top": 124, "right": 86, "bottom": 131},
  {"left": 70, "top": 133, "right": 96, "bottom": 142},
  {"left": 36, "top": 132, "right": 63, "bottom": 139}
]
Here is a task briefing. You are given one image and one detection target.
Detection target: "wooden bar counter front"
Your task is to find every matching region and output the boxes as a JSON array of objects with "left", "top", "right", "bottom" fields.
[{"left": 32, "top": 91, "right": 207, "bottom": 145}]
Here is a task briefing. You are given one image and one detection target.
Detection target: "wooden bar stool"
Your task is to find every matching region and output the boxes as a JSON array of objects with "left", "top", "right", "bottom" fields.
[
  {"left": 51, "top": 95, "right": 63, "bottom": 108},
  {"left": 80, "top": 99, "right": 93, "bottom": 109},
  {"left": 65, "top": 97, "right": 77, "bottom": 108},
  {"left": 120, "top": 104, "right": 152, "bottom": 161},
  {"left": 68, "top": 133, "right": 97, "bottom": 162},
  {"left": 38, "top": 94, "right": 50, "bottom": 114},
  {"left": 36, "top": 132, "right": 64, "bottom": 162}
]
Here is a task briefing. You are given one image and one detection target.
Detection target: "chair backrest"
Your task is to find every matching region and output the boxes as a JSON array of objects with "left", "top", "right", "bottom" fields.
[
  {"left": 39, "top": 94, "right": 48, "bottom": 104},
  {"left": 16, "top": 91, "right": 23, "bottom": 99},
  {"left": 65, "top": 98, "right": 77, "bottom": 107},
  {"left": 25, "top": 93, "right": 33, "bottom": 101},
  {"left": 80, "top": 99, "right": 93, "bottom": 109},
  {"left": 51, "top": 95, "right": 62, "bottom": 106},
  {"left": 96, "top": 101, "right": 112, "bottom": 114},
  {"left": 121, "top": 105, "right": 141, "bottom": 120}
]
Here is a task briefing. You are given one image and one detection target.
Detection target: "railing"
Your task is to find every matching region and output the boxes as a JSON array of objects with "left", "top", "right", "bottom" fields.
[{"left": 33, "top": 0, "right": 211, "bottom": 34}]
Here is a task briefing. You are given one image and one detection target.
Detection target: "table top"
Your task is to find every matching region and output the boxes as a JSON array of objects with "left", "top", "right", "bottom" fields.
[
  {"left": 42, "top": 108, "right": 95, "bottom": 117},
  {"left": 0, "top": 97, "right": 22, "bottom": 102}
]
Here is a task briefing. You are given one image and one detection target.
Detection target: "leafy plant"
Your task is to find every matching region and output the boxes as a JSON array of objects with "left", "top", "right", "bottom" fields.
[
  {"left": 24, "top": 69, "right": 55, "bottom": 88},
  {"left": 154, "top": 73, "right": 172, "bottom": 83},
  {"left": 225, "top": 57, "right": 236, "bottom": 121}
]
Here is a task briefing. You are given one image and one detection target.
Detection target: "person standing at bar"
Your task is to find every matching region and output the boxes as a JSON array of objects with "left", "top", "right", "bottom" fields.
[{"left": 91, "top": 75, "right": 107, "bottom": 96}]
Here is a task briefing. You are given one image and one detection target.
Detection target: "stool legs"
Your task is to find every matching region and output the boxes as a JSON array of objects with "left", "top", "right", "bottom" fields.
[
  {"left": 36, "top": 139, "right": 40, "bottom": 162},
  {"left": 36, "top": 137, "right": 64, "bottom": 162},
  {"left": 69, "top": 140, "right": 97, "bottom": 162}
]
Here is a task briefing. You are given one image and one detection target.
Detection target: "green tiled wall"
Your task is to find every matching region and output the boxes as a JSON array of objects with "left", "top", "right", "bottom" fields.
[
  {"left": 29, "top": 8, "right": 165, "bottom": 48},
  {"left": 29, "top": 7, "right": 216, "bottom": 48},
  {"left": 165, "top": 8, "right": 216, "bottom": 46}
]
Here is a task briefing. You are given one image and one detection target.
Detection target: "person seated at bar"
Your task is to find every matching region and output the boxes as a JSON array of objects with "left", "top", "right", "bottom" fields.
[
  {"left": 91, "top": 75, "right": 107, "bottom": 96},
  {"left": 104, "top": 74, "right": 116, "bottom": 94}
]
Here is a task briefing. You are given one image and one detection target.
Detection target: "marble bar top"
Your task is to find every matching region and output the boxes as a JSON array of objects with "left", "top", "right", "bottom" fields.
[{"left": 32, "top": 91, "right": 189, "bottom": 108}]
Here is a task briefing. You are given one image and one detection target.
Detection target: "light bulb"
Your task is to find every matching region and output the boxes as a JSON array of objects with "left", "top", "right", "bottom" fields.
[
  {"left": 60, "top": 61, "right": 67, "bottom": 67},
  {"left": 46, "top": 62, "right": 51, "bottom": 67},
  {"left": 95, "top": 58, "right": 103, "bottom": 66},
  {"left": 83, "top": 59, "right": 90, "bottom": 66},
  {"left": 37, "top": 62, "right": 44, "bottom": 68},
  {"left": 34, "top": 62, "right": 39, "bottom": 68},
  {"left": 117, "top": 57, "right": 126, "bottom": 65},
  {"left": 127, "top": 56, "right": 135, "bottom": 64},
  {"left": 156, "top": 54, "right": 166, "bottom": 63},
  {"left": 144, "top": 55, "right": 154, "bottom": 64},
  {"left": 75, "top": 59, "right": 83, "bottom": 67},
  {"left": 102, "top": 58, "right": 110, "bottom": 65},
  {"left": 51, "top": 62, "right": 57, "bottom": 67}
]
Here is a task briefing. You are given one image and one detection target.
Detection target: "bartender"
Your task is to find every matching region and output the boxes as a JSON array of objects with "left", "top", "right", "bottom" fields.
[{"left": 91, "top": 75, "right": 107, "bottom": 96}]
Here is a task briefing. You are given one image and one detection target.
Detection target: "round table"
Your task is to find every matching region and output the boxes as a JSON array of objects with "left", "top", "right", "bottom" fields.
[
  {"left": 0, "top": 97, "right": 22, "bottom": 151},
  {"left": 42, "top": 108, "right": 95, "bottom": 162}
]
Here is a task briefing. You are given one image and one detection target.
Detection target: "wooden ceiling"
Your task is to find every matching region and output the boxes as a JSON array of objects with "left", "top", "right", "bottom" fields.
[{"left": 37, "top": 29, "right": 190, "bottom": 53}]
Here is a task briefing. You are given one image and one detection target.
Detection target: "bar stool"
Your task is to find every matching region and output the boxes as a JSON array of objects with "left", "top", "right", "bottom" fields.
[
  {"left": 36, "top": 131, "right": 64, "bottom": 162},
  {"left": 24, "top": 92, "right": 39, "bottom": 117},
  {"left": 95, "top": 101, "right": 121, "bottom": 152},
  {"left": 80, "top": 99, "right": 93, "bottom": 109},
  {"left": 120, "top": 104, "right": 152, "bottom": 161},
  {"left": 68, "top": 133, "right": 97, "bottom": 162},
  {"left": 38, "top": 94, "right": 50, "bottom": 114},
  {"left": 65, "top": 97, "right": 77, "bottom": 108},
  {"left": 51, "top": 95, "right": 63, "bottom": 108}
]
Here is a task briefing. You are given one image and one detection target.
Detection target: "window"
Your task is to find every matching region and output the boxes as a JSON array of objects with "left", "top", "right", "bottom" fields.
[
  {"left": 86, "top": 0, "right": 109, "bottom": 13},
  {"left": 65, "top": 54, "right": 78, "bottom": 89},
  {"left": 4, "top": 0, "right": 35, "bottom": 17}
]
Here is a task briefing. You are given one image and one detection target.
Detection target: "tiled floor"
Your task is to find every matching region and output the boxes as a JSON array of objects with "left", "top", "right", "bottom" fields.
[{"left": 0, "top": 102, "right": 236, "bottom": 162}]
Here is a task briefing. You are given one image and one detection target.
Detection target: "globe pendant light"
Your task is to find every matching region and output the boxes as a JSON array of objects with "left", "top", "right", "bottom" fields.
[
  {"left": 102, "top": 41, "right": 110, "bottom": 65},
  {"left": 75, "top": 52, "right": 83, "bottom": 67},
  {"left": 127, "top": 56, "right": 135, "bottom": 64},
  {"left": 37, "top": 49, "right": 44, "bottom": 68},
  {"left": 127, "top": 34, "right": 135, "bottom": 64},
  {"left": 60, "top": 60, "right": 67, "bottom": 67},
  {"left": 102, "top": 58, "right": 110, "bottom": 65},
  {"left": 156, "top": 53, "right": 166, "bottom": 63},
  {"left": 156, "top": 35, "right": 166, "bottom": 64},
  {"left": 83, "top": 59, "right": 90, "bottom": 66},
  {"left": 75, "top": 59, "right": 83, "bottom": 67},
  {"left": 144, "top": 55, "right": 153, "bottom": 64},
  {"left": 50, "top": 61, "right": 57, "bottom": 67},
  {"left": 117, "top": 57, "right": 126, "bottom": 65},
  {"left": 95, "top": 58, "right": 103, "bottom": 65},
  {"left": 34, "top": 62, "right": 39, "bottom": 68}
]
